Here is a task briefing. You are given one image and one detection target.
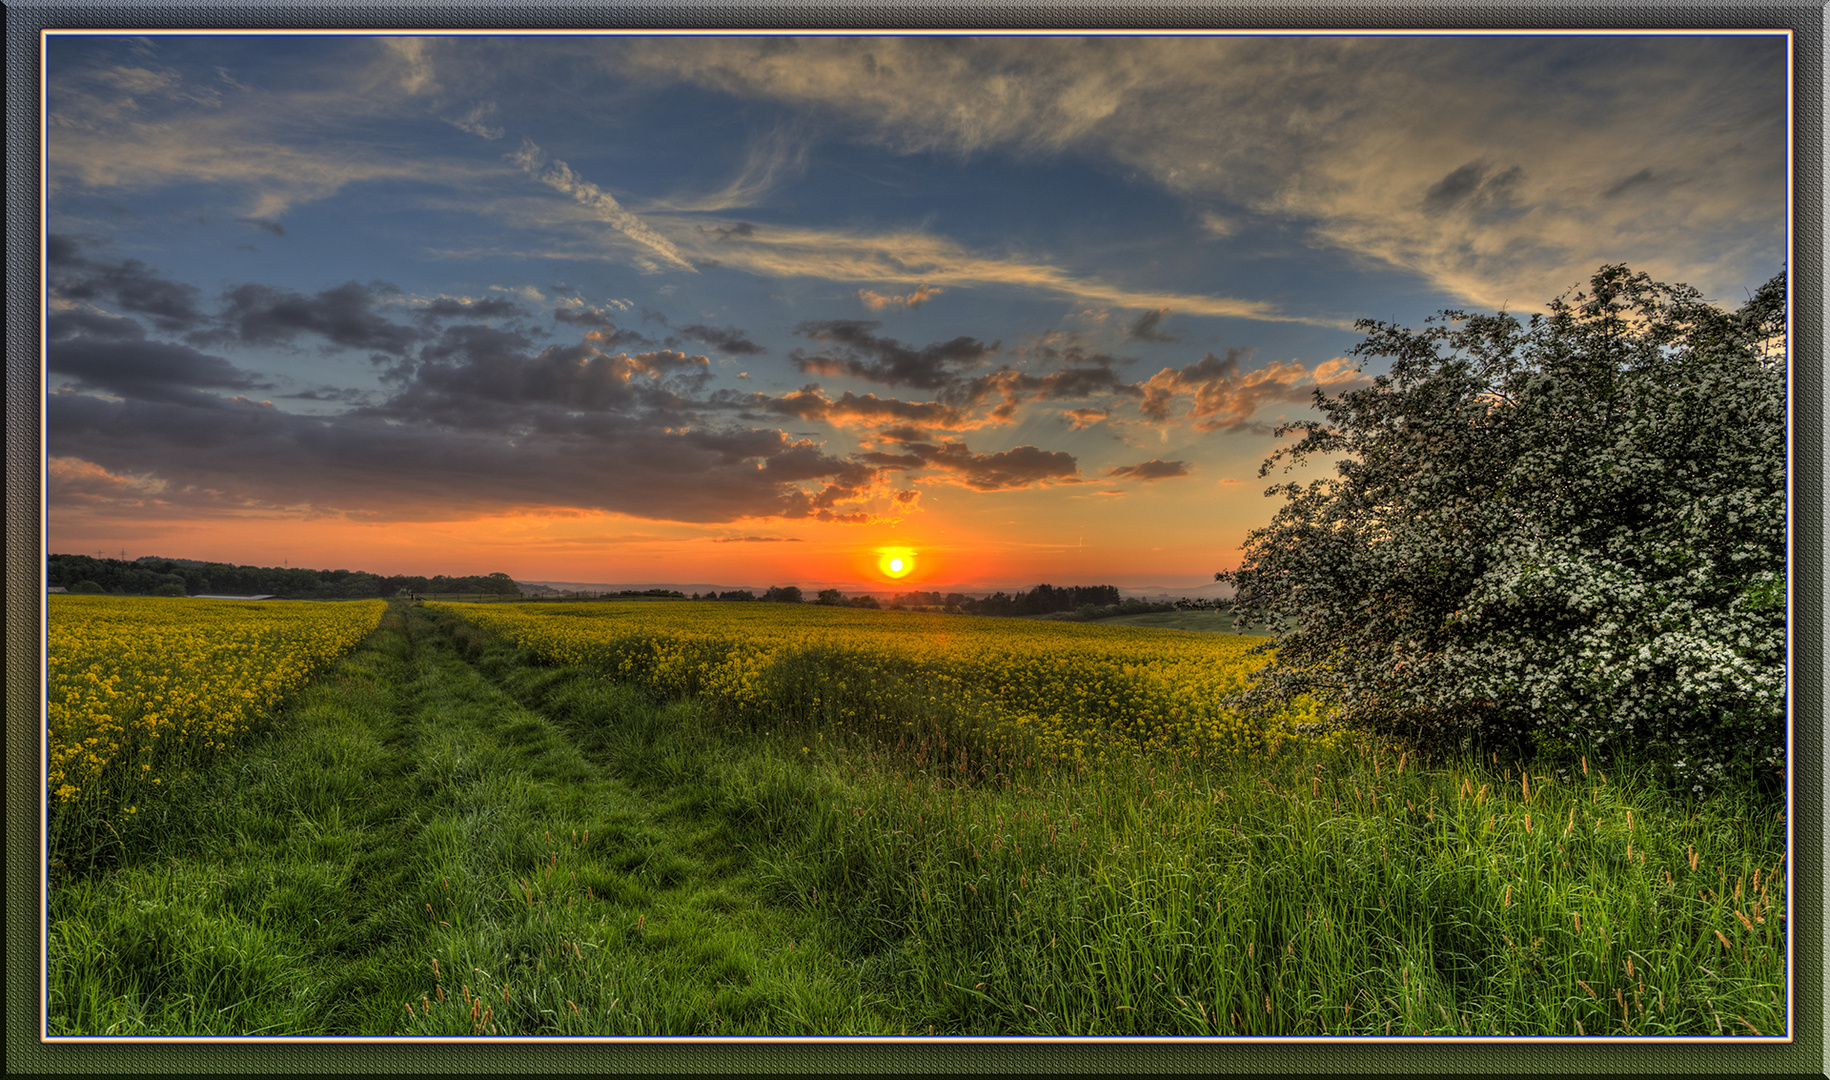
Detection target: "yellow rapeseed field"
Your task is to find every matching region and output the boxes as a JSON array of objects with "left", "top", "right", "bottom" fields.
[
  {"left": 47, "top": 596, "right": 385, "bottom": 813},
  {"left": 437, "top": 601, "right": 1327, "bottom": 761}
]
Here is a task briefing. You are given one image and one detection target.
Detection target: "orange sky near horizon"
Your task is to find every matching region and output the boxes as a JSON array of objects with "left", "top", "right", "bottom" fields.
[{"left": 46, "top": 474, "right": 1274, "bottom": 592}]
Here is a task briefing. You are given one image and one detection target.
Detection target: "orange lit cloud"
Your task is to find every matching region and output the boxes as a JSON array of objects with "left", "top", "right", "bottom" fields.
[
  {"left": 859, "top": 284, "right": 943, "bottom": 310},
  {"left": 1140, "top": 348, "right": 1369, "bottom": 433}
]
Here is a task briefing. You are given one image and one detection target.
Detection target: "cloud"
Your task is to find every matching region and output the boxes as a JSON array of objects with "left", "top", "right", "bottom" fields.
[
  {"left": 381, "top": 329, "right": 716, "bottom": 425},
  {"left": 1420, "top": 160, "right": 1524, "bottom": 217},
  {"left": 48, "top": 314, "right": 269, "bottom": 405},
  {"left": 1198, "top": 211, "right": 1236, "bottom": 237},
  {"left": 450, "top": 99, "right": 504, "bottom": 140},
  {"left": 789, "top": 323, "right": 1140, "bottom": 428},
  {"left": 640, "top": 128, "right": 807, "bottom": 213},
  {"left": 383, "top": 37, "right": 437, "bottom": 95},
  {"left": 668, "top": 220, "right": 1317, "bottom": 325},
  {"left": 959, "top": 361, "right": 1137, "bottom": 423},
  {"left": 1106, "top": 459, "right": 1191, "bottom": 481},
  {"left": 712, "top": 535, "right": 804, "bottom": 543},
  {"left": 553, "top": 307, "right": 655, "bottom": 351},
  {"left": 507, "top": 139, "right": 695, "bottom": 272},
  {"left": 626, "top": 35, "right": 1784, "bottom": 310},
  {"left": 47, "top": 377, "right": 886, "bottom": 526},
  {"left": 702, "top": 221, "right": 757, "bottom": 240},
  {"left": 1601, "top": 167, "right": 1660, "bottom": 200},
  {"left": 677, "top": 324, "right": 766, "bottom": 356},
  {"left": 47, "top": 52, "right": 442, "bottom": 218},
  {"left": 1139, "top": 348, "right": 1369, "bottom": 433},
  {"left": 1125, "top": 308, "right": 1177, "bottom": 342},
  {"left": 48, "top": 456, "right": 171, "bottom": 507},
  {"left": 211, "top": 280, "right": 422, "bottom": 355},
  {"left": 1063, "top": 407, "right": 1109, "bottom": 429},
  {"left": 857, "top": 436, "right": 1079, "bottom": 492},
  {"left": 48, "top": 233, "right": 208, "bottom": 332},
  {"left": 793, "top": 320, "right": 997, "bottom": 391},
  {"left": 740, "top": 384, "right": 972, "bottom": 431},
  {"left": 408, "top": 295, "right": 527, "bottom": 323},
  {"left": 638, "top": 310, "right": 766, "bottom": 355},
  {"left": 859, "top": 284, "right": 943, "bottom": 311}
]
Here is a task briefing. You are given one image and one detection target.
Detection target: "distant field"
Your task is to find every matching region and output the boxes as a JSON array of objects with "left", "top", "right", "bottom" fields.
[{"left": 1094, "top": 609, "right": 1289, "bottom": 635}]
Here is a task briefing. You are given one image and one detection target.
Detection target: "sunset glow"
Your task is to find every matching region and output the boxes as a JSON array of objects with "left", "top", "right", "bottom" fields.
[
  {"left": 40, "top": 32, "right": 1786, "bottom": 593},
  {"left": 878, "top": 548, "right": 917, "bottom": 580}
]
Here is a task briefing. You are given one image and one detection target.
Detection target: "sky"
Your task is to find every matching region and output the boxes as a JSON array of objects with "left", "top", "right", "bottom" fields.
[{"left": 40, "top": 31, "right": 1790, "bottom": 592}]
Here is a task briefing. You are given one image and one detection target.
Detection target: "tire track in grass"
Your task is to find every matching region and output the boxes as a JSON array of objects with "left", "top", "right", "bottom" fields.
[{"left": 392, "top": 602, "right": 888, "bottom": 1036}]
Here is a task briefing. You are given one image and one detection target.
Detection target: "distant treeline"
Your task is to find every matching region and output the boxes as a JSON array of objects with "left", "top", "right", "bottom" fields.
[
  {"left": 889, "top": 583, "right": 1123, "bottom": 616},
  {"left": 47, "top": 554, "right": 520, "bottom": 600},
  {"left": 682, "top": 583, "right": 1127, "bottom": 617}
]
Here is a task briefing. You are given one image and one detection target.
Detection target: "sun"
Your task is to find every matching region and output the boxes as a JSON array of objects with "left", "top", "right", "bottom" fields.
[{"left": 877, "top": 547, "right": 916, "bottom": 580}]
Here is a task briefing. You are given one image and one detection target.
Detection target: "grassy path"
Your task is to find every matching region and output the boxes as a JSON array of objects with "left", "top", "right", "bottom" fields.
[{"left": 49, "top": 602, "right": 887, "bottom": 1036}]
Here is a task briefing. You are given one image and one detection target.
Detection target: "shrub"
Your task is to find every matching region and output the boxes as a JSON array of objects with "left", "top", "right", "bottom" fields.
[{"left": 1220, "top": 265, "right": 1786, "bottom": 789}]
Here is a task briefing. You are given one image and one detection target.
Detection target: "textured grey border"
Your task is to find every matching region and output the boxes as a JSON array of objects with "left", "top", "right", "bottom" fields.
[{"left": 7, "top": 5, "right": 1822, "bottom": 1075}]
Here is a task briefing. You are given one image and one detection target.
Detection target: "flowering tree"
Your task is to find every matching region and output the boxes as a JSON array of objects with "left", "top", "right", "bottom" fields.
[{"left": 1221, "top": 266, "right": 1787, "bottom": 787}]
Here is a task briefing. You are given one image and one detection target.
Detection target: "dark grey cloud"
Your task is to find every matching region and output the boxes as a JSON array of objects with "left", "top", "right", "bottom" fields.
[
  {"left": 792, "top": 320, "right": 998, "bottom": 391},
  {"left": 637, "top": 308, "right": 767, "bottom": 356},
  {"left": 554, "top": 307, "right": 654, "bottom": 351},
  {"left": 1107, "top": 458, "right": 1191, "bottom": 481},
  {"left": 47, "top": 233, "right": 209, "bottom": 333},
  {"left": 700, "top": 222, "right": 757, "bottom": 240},
  {"left": 712, "top": 535, "right": 804, "bottom": 542},
  {"left": 48, "top": 311, "right": 269, "bottom": 406},
  {"left": 857, "top": 435, "right": 1078, "bottom": 491},
  {"left": 1126, "top": 308, "right": 1178, "bottom": 342},
  {"left": 374, "top": 324, "right": 717, "bottom": 432},
  {"left": 211, "top": 280, "right": 421, "bottom": 355},
  {"left": 1602, "top": 167, "right": 1660, "bottom": 199},
  {"left": 1421, "top": 161, "right": 1525, "bottom": 217},
  {"left": 50, "top": 339, "right": 268, "bottom": 407},
  {"left": 963, "top": 360, "right": 1137, "bottom": 421},
  {"left": 46, "top": 309, "right": 147, "bottom": 341},
  {"left": 730, "top": 384, "right": 970, "bottom": 430},
  {"left": 239, "top": 217, "right": 287, "bottom": 237},
  {"left": 553, "top": 306, "right": 617, "bottom": 329},
  {"left": 673, "top": 322, "right": 765, "bottom": 356},
  {"left": 48, "top": 388, "right": 883, "bottom": 525},
  {"left": 281, "top": 386, "right": 376, "bottom": 404},
  {"left": 413, "top": 296, "right": 526, "bottom": 323}
]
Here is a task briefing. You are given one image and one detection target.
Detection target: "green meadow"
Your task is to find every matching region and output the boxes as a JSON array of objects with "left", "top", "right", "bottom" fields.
[{"left": 46, "top": 601, "right": 1788, "bottom": 1039}]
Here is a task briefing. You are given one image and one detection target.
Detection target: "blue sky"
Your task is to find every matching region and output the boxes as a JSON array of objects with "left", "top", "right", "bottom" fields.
[{"left": 42, "top": 31, "right": 1789, "bottom": 590}]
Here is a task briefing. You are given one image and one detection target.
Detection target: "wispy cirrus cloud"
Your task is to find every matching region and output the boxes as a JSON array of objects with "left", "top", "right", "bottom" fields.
[
  {"left": 625, "top": 34, "right": 1784, "bottom": 309},
  {"left": 48, "top": 44, "right": 456, "bottom": 218},
  {"left": 508, "top": 139, "right": 696, "bottom": 273},
  {"left": 637, "top": 128, "right": 808, "bottom": 213},
  {"left": 676, "top": 221, "right": 1326, "bottom": 325}
]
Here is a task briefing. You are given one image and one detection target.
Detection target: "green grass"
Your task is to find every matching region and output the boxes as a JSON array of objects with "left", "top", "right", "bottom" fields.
[{"left": 46, "top": 602, "right": 1789, "bottom": 1037}]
